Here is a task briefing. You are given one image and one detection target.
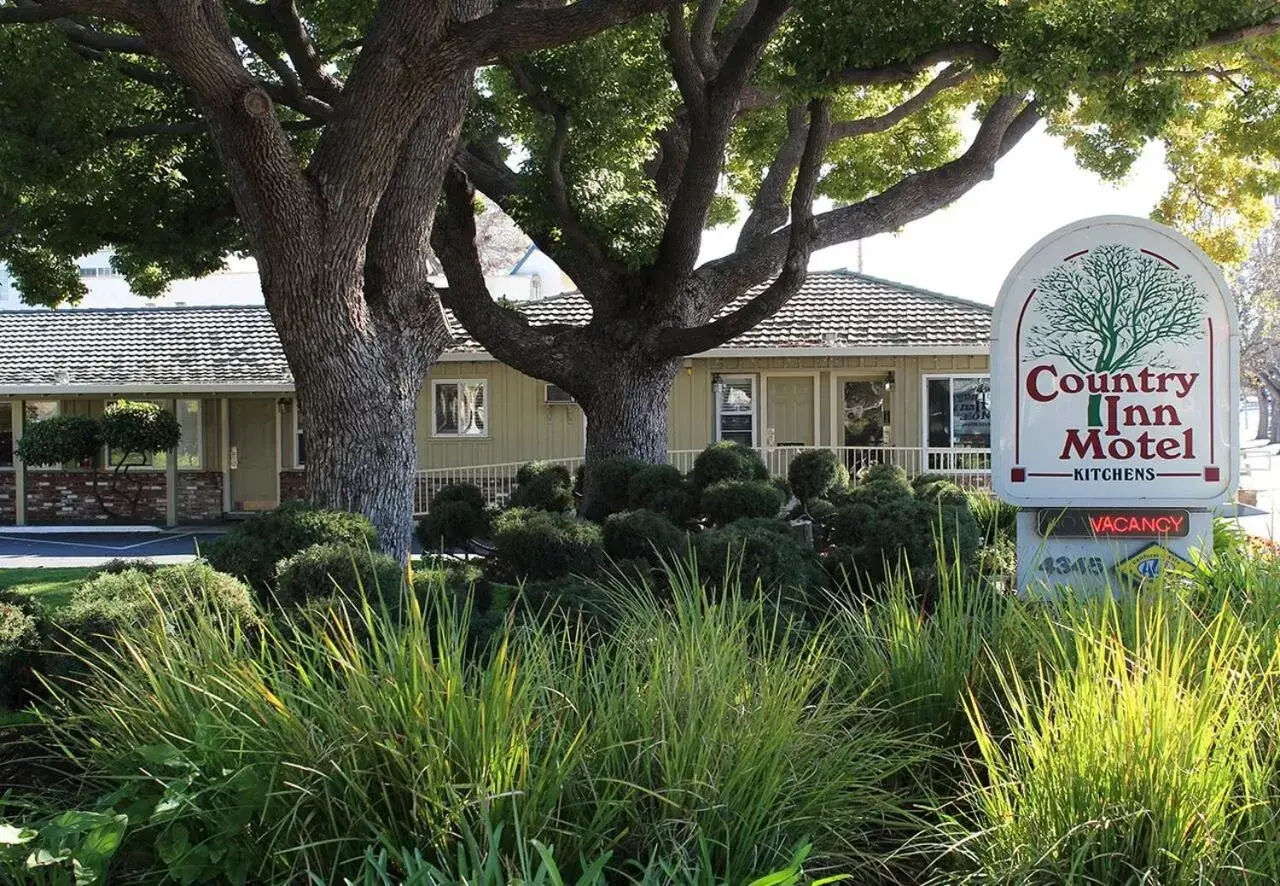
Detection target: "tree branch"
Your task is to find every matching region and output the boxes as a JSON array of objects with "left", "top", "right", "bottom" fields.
[
  {"left": 829, "top": 63, "right": 972, "bottom": 140},
  {"left": 831, "top": 42, "right": 1000, "bottom": 88},
  {"left": 664, "top": 6, "right": 706, "bottom": 121},
  {"left": 0, "top": 0, "right": 137, "bottom": 24},
  {"left": 449, "top": 0, "right": 676, "bottom": 63},
  {"left": 659, "top": 98, "right": 831, "bottom": 356},
  {"left": 737, "top": 104, "right": 807, "bottom": 248},
  {"left": 695, "top": 95, "right": 1039, "bottom": 303},
  {"left": 689, "top": 0, "right": 721, "bottom": 73},
  {"left": 433, "top": 168, "right": 581, "bottom": 388}
]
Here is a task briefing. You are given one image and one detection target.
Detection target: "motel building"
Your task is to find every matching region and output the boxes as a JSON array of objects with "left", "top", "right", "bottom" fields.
[{"left": 0, "top": 271, "right": 994, "bottom": 525}]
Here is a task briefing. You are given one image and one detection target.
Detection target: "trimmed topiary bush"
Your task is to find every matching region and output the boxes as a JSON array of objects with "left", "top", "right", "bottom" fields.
[
  {"left": 700, "top": 479, "right": 785, "bottom": 526},
  {"left": 0, "top": 591, "right": 49, "bottom": 709},
  {"left": 691, "top": 441, "right": 768, "bottom": 490},
  {"left": 602, "top": 510, "right": 687, "bottom": 565},
  {"left": 826, "top": 472, "right": 980, "bottom": 588},
  {"left": 93, "top": 558, "right": 163, "bottom": 576},
  {"left": 509, "top": 461, "right": 575, "bottom": 512},
  {"left": 627, "top": 464, "right": 696, "bottom": 523},
  {"left": 431, "top": 482, "right": 487, "bottom": 514},
  {"left": 787, "top": 449, "right": 849, "bottom": 501},
  {"left": 580, "top": 456, "right": 647, "bottom": 520},
  {"left": 491, "top": 508, "right": 604, "bottom": 581},
  {"left": 696, "top": 517, "right": 823, "bottom": 597},
  {"left": 275, "top": 543, "right": 406, "bottom": 607},
  {"left": 416, "top": 501, "right": 488, "bottom": 550},
  {"left": 203, "top": 501, "right": 377, "bottom": 590},
  {"left": 62, "top": 562, "right": 258, "bottom": 645}
]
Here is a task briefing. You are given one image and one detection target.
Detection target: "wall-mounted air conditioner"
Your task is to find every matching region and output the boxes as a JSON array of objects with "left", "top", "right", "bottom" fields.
[{"left": 544, "top": 384, "right": 576, "bottom": 404}]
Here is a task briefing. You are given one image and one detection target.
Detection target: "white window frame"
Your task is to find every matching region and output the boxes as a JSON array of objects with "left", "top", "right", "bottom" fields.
[
  {"left": 714, "top": 374, "right": 758, "bottom": 447},
  {"left": 921, "top": 373, "right": 992, "bottom": 450},
  {"left": 431, "top": 379, "right": 490, "bottom": 439}
]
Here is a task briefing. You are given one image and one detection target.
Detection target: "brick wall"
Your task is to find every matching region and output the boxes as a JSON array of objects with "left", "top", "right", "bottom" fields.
[
  {"left": 177, "top": 472, "right": 224, "bottom": 522},
  {"left": 279, "top": 469, "right": 306, "bottom": 502},
  {"left": 0, "top": 471, "right": 14, "bottom": 525},
  {"left": 25, "top": 471, "right": 167, "bottom": 523}
]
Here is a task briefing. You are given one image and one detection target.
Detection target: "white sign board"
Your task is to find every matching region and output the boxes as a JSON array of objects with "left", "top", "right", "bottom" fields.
[{"left": 992, "top": 216, "right": 1239, "bottom": 508}]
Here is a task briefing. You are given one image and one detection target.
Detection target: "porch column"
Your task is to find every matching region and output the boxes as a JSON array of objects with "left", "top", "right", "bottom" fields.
[
  {"left": 165, "top": 398, "right": 178, "bottom": 527},
  {"left": 11, "top": 401, "right": 24, "bottom": 526},
  {"left": 220, "top": 397, "right": 231, "bottom": 514}
]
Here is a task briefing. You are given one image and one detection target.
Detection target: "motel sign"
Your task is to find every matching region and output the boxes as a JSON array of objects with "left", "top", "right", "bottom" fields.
[{"left": 991, "top": 216, "right": 1239, "bottom": 594}]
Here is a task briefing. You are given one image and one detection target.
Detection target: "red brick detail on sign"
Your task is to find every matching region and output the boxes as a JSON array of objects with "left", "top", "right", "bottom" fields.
[
  {"left": 25, "top": 471, "right": 167, "bottom": 523},
  {"left": 177, "top": 472, "right": 224, "bottom": 522},
  {"left": 1204, "top": 466, "right": 1220, "bottom": 483},
  {"left": 0, "top": 472, "right": 15, "bottom": 526},
  {"left": 1010, "top": 467, "right": 1026, "bottom": 483},
  {"left": 279, "top": 469, "right": 306, "bottom": 503}
]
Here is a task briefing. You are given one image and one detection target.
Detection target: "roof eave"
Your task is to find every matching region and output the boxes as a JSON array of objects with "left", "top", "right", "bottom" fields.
[
  {"left": 0, "top": 382, "right": 297, "bottom": 396},
  {"left": 439, "top": 343, "right": 991, "bottom": 362}
]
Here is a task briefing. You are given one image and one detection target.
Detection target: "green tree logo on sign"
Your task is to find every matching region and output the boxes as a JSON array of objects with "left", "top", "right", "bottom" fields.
[{"left": 1026, "top": 244, "right": 1207, "bottom": 427}]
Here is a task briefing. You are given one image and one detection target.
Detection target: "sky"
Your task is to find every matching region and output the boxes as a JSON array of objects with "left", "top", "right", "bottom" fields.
[{"left": 703, "top": 120, "right": 1172, "bottom": 306}]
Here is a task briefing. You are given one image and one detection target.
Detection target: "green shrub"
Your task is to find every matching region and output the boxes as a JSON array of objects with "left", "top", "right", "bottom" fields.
[
  {"left": 416, "top": 500, "right": 489, "bottom": 551},
  {"left": 93, "top": 558, "right": 163, "bottom": 576},
  {"left": 915, "top": 478, "right": 967, "bottom": 507},
  {"left": 202, "top": 501, "right": 377, "bottom": 590},
  {"left": 695, "top": 517, "right": 822, "bottom": 597},
  {"left": 432, "top": 482, "right": 487, "bottom": 513},
  {"left": 509, "top": 461, "right": 575, "bottom": 512},
  {"left": 14, "top": 413, "right": 101, "bottom": 467},
  {"left": 909, "top": 472, "right": 951, "bottom": 495},
  {"left": 627, "top": 464, "right": 696, "bottom": 523},
  {"left": 602, "top": 510, "right": 687, "bottom": 565},
  {"left": 492, "top": 508, "right": 604, "bottom": 581},
  {"left": 826, "top": 475, "right": 979, "bottom": 587},
  {"left": 690, "top": 441, "right": 767, "bottom": 490},
  {"left": 0, "top": 592, "right": 48, "bottom": 709},
  {"left": 700, "top": 479, "right": 786, "bottom": 526},
  {"left": 969, "top": 492, "right": 1019, "bottom": 545},
  {"left": 579, "top": 456, "right": 647, "bottom": 520},
  {"left": 856, "top": 461, "right": 912, "bottom": 492},
  {"left": 275, "top": 543, "right": 405, "bottom": 607},
  {"left": 787, "top": 449, "right": 849, "bottom": 501},
  {"left": 62, "top": 562, "right": 257, "bottom": 645}
]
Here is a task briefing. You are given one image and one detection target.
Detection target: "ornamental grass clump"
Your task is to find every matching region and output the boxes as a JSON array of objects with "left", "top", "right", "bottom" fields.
[
  {"left": 952, "top": 592, "right": 1280, "bottom": 885},
  {"left": 26, "top": 563, "right": 928, "bottom": 883}
]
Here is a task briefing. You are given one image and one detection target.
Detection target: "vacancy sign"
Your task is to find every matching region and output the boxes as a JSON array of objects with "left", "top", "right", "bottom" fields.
[{"left": 992, "top": 216, "right": 1239, "bottom": 508}]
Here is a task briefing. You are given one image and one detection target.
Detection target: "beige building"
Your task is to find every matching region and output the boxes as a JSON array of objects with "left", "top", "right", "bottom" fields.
[{"left": 0, "top": 272, "right": 992, "bottom": 525}]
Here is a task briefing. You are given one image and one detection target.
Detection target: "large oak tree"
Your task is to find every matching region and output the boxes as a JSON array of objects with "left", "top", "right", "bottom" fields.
[
  {"left": 432, "top": 0, "right": 1280, "bottom": 515},
  {"left": 0, "top": 0, "right": 664, "bottom": 558}
]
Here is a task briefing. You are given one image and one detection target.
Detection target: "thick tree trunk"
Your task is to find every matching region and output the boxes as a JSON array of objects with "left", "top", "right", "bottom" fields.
[
  {"left": 578, "top": 356, "right": 681, "bottom": 520},
  {"left": 273, "top": 274, "right": 444, "bottom": 564},
  {"left": 1257, "top": 384, "right": 1271, "bottom": 441}
]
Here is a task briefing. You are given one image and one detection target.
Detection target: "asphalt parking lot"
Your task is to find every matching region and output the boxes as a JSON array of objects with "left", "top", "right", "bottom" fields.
[{"left": 0, "top": 529, "right": 225, "bottom": 568}]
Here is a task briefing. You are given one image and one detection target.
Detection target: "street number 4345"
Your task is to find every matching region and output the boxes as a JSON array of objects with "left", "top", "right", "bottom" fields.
[{"left": 1039, "top": 556, "right": 1106, "bottom": 576}]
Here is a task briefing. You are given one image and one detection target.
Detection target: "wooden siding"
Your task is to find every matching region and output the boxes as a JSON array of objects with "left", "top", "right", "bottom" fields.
[{"left": 1, "top": 352, "right": 992, "bottom": 474}]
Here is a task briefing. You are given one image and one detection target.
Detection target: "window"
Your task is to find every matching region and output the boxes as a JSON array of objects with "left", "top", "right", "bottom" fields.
[
  {"left": 433, "top": 380, "right": 488, "bottom": 437},
  {"left": 714, "top": 375, "right": 756, "bottom": 447},
  {"left": 842, "top": 378, "right": 891, "bottom": 447},
  {"left": 0, "top": 404, "right": 13, "bottom": 468},
  {"left": 107, "top": 399, "right": 202, "bottom": 469},
  {"left": 925, "top": 376, "right": 991, "bottom": 472},
  {"left": 294, "top": 402, "right": 306, "bottom": 467},
  {"left": 22, "top": 401, "right": 60, "bottom": 468}
]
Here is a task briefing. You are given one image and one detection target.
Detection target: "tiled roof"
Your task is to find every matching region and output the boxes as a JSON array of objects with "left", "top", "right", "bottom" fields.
[
  {"left": 0, "top": 271, "right": 990, "bottom": 390},
  {"left": 446, "top": 270, "right": 991, "bottom": 352},
  {"left": 0, "top": 305, "right": 292, "bottom": 389}
]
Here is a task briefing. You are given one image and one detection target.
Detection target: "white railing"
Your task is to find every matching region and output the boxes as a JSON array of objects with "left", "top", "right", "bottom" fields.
[{"left": 413, "top": 446, "right": 992, "bottom": 514}]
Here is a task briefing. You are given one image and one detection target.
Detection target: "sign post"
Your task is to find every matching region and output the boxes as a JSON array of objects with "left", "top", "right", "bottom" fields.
[{"left": 991, "top": 216, "right": 1239, "bottom": 596}]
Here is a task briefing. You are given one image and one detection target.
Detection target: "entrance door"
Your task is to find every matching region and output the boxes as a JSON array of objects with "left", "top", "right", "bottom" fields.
[
  {"left": 229, "top": 399, "right": 278, "bottom": 511},
  {"left": 766, "top": 377, "right": 815, "bottom": 446}
]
